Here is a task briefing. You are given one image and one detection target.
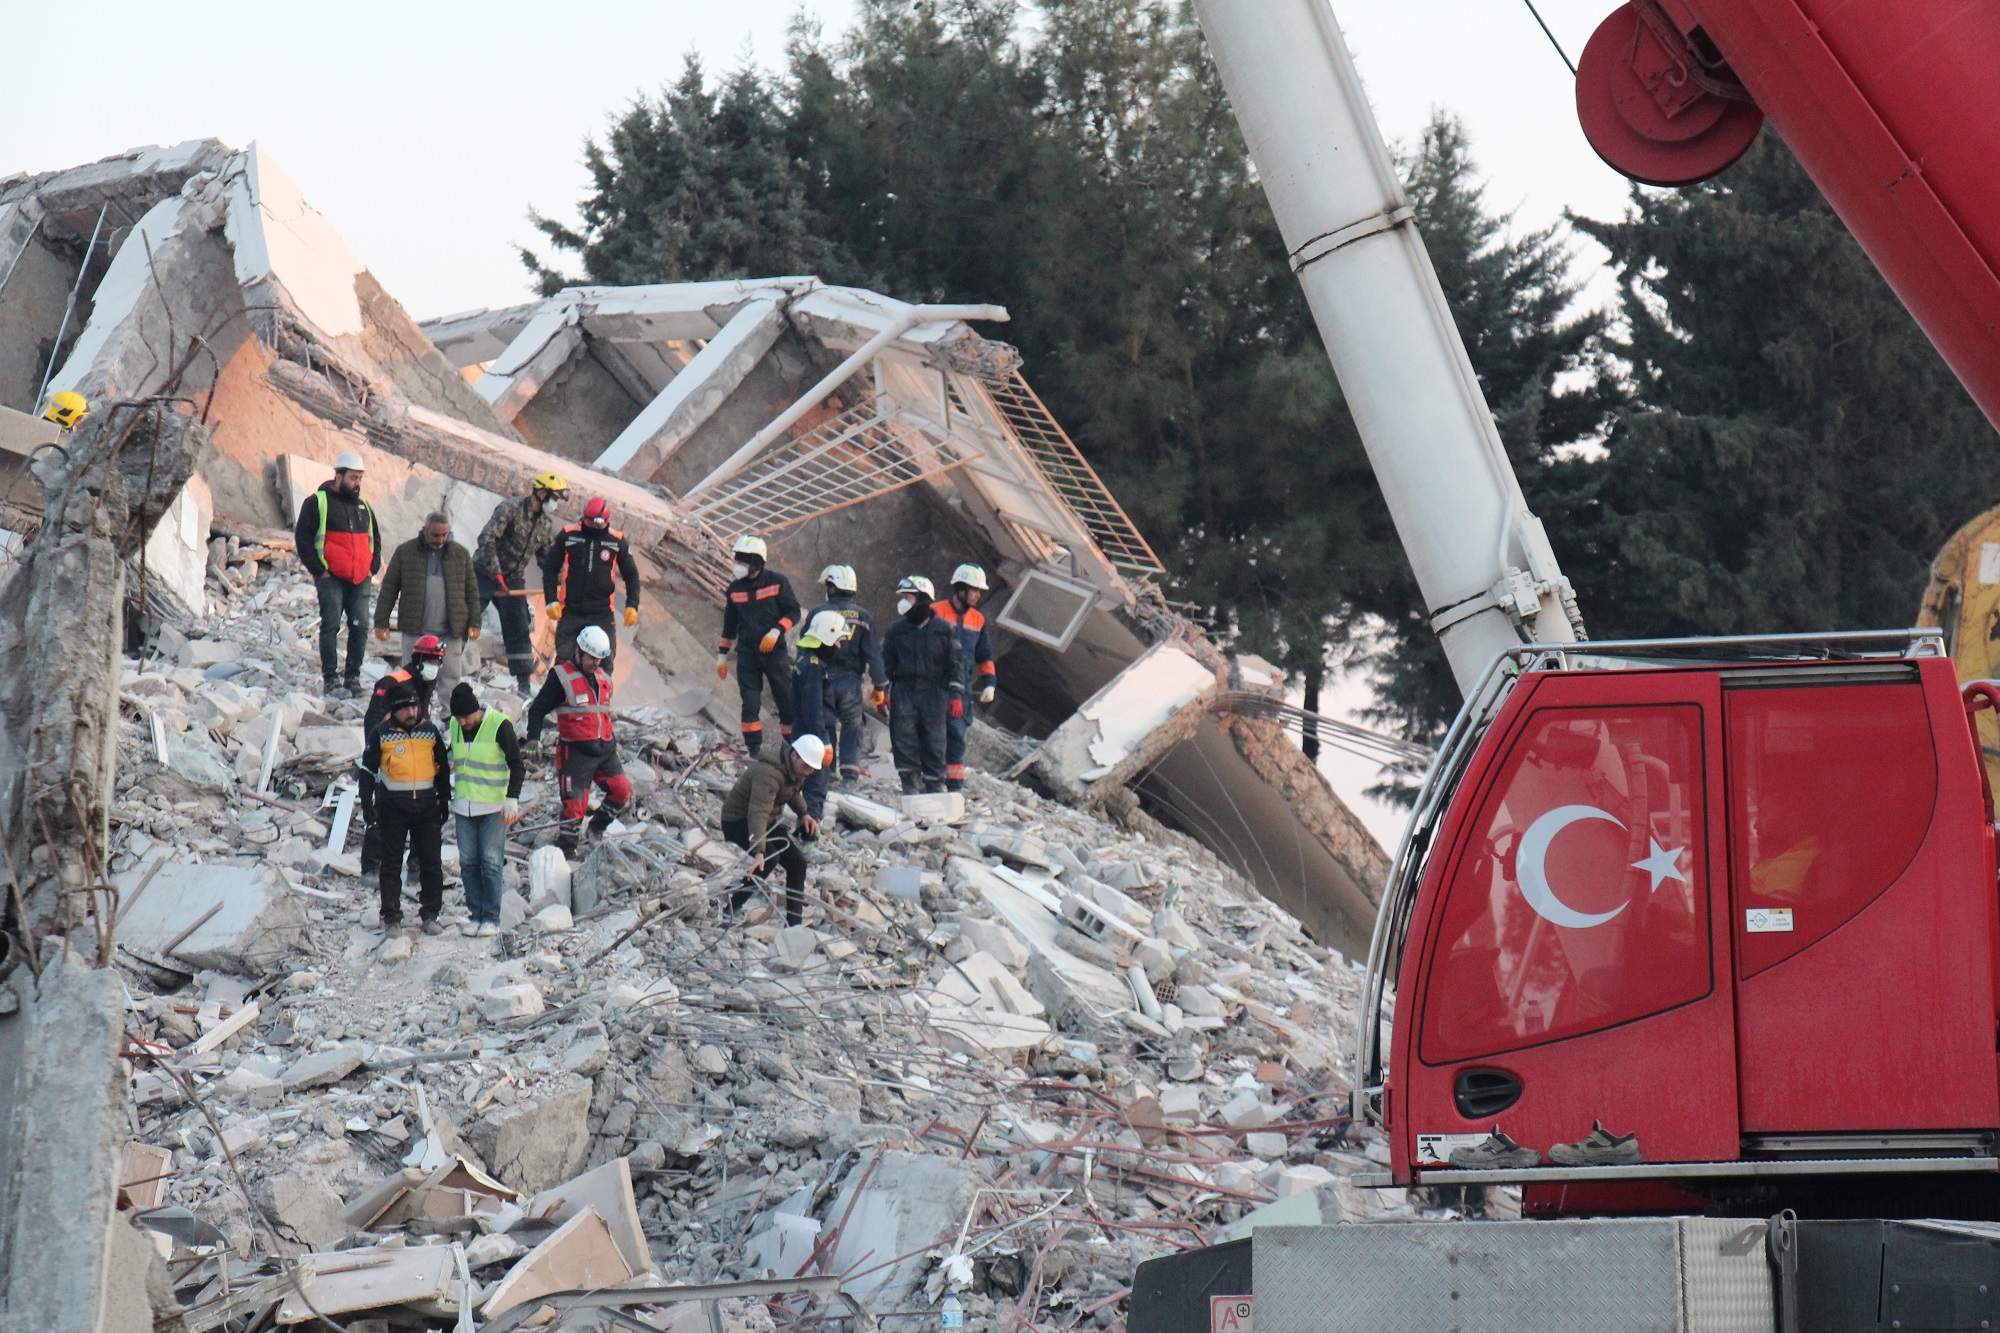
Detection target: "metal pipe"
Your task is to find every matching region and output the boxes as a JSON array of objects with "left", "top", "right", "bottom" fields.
[
  {"left": 1191, "top": 0, "right": 1578, "bottom": 694},
  {"left": 0, "top": 208, "right": 44, "bottom": 304},
  {"left": 33, "top": 200, "right": 108, "bottom": 414},
  {"left": 681, "top": 302, "right": 1007, "bottom": 503}
]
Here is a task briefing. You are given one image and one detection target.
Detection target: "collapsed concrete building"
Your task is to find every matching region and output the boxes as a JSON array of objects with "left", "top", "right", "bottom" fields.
[{"left": 0, "top": 139, "right": 1396, "bottom": 1328}]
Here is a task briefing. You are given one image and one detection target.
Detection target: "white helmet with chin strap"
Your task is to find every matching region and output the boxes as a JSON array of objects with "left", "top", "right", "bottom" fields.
[
  {"left": 820, "top": 563, "right": 857, "bottom": 593},
  {"left": 896, "top": 574, "right": 937, "bottom": 601},
  {"left": 790, "top": 734, "right": 829, "bottom": 770},
  {"left": 950, "top": 563, "right": 989, "bottom": 591},
  {"left": 733, "top": 535, "right": 769, "bottom": 560},
  {"left": 576, "top": 625, "right": 612, "bottom": 659},
  {"left": 801, "top": 609, "right": 853, "bottom": 647}
]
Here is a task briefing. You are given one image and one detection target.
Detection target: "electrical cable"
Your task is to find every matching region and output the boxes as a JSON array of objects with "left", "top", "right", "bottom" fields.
[{"left": 1522, "top": 0, "right": 1578, "bottom": 76}]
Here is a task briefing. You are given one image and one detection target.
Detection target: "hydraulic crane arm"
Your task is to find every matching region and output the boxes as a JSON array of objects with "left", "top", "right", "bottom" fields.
[{"left": 1191, "top": 0, "right": 1583, "bottom": 698}]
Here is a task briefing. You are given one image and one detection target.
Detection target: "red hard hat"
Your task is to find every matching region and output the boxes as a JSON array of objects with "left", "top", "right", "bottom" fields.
[
  {"left": 411, "top": 634, "right": 446, "bottom": 660},
  {"left": 582, "top": 496, "right": 610, "bottom": 525}
]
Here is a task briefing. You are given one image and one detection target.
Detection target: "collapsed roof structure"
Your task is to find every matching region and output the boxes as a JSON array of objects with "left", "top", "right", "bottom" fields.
[{"left": 0, "top": 139, "right": 1395, "bottom": 1326}]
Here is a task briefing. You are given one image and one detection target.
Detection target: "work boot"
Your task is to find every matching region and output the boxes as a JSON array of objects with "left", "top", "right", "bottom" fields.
[
  {"left": 840, "top": 764, "right": 865, "bottom": 782},
  {"left": 420, "top": 918, "right": 445, "bottom": 937},
  {"left": 342, "top": 674, "right": 362, "bottom": 698},
  {"left": 514, "top": 674, "right": 533, "bottom": 694},
  {"left": 322, "top": 675, "right": 342, "bottom": 698},
  {"left": 924, "top": 781, "right": 947, "bottom": 795},
  {"left": 1448, "top": 1128, "right": 1540, "bottom": 1170},
  {"left": 1548, "top": 1121, "right": 1643, "bottom": 1167},
  {"left": 899, "top": 774, "right": 920, "bottom": 795}
]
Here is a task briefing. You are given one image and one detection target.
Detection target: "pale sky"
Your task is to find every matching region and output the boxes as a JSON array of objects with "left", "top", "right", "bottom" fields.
[{"left": 2, "top": 0, "right": 1639, "bottom": 848}]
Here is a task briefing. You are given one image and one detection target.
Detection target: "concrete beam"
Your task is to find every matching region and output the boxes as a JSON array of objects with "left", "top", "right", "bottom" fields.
[
  {"left": 477, "top": 303, "right": 584, "bottom": 423},
  {"left": 594, "top": 296, "right": 787, "bottom": 476}
]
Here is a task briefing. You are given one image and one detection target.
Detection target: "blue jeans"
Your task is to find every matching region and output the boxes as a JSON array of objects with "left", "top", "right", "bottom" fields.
[
  {"left": 456, "top": 811, "right": 507, "bottom": 925},
  {"left": 316, "top": 576, "right": 371, "bottom": 681}
]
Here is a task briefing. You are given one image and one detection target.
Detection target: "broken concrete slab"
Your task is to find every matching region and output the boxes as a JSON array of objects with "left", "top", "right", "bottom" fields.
[
  {"left": 273, "top": 1244, "right": 459, "bottom": 1324},
  {"left": 825, "top": 1150, "right": 980, "bottom": 1309},
  {"left": 111, "top": 859, "right": 309, "bottom": 974},
  {"left": 830, "top": 791, "right": 898, "bottom": 832},
  {"left": 261, "top": 1172, "right": 349, "bottom": 1250},
  {"left": 281, "top": 1045, "right": 363, "bottom": 1092},
  {"left": 1033, "top": 641, "right": 1217, "bottom": 795},
  {"left": 467, "top": 1084, "right": 590, "bottom": 1195}
]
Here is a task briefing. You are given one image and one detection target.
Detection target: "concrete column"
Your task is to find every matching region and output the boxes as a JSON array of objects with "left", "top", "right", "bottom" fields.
[{"left": 593, "top": 296, "right": 787, "bottom": 477}]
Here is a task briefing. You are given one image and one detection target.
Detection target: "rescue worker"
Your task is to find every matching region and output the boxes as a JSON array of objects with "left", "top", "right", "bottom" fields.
[
  {"left": 524, "top": 624, "right": 634, "bottom": 857},
  {"left": 362, "top": 681, "right": 451, "bottom": 936},
  {"left": 541, "top": 496, "right": 640, "bottom": 672},
  {"left": 41, "top": 390, "right": 87, "bottom": 432},
  {"left": 374, "top": 512, "right": 479, "bottom": 702},
  {"left": 357, "top": 634, "right": 446, "bottom": 875},
  {"left": 790, "top": 609, "right": 854, "bottom": 823},
  {"left": 475, "top": 471, "right": 568, "bottom": 692},
  {"left": 806, "top": 564, "right": 887, "bottom": 781},
  {"left": 447, "top": 683, "right": 524, "bottom": 937},
  {"left": 932, "top": 564, "right": 998, "bottom": 792},
  {"left": 715, "top": 535, "right": 800, "bottom": 757},
  {"left": 881, "top": 576, "right": 964, "bottom": 794},
  {"left": 294, "top": 449, "right": 381, "bottom": 696},
  {"left": 719, "top": 734, "right": 828, "bottom": 927}
]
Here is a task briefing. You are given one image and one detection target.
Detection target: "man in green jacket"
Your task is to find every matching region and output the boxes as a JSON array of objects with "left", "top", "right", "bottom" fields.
[
  {"left": 718, "top": 734, "right": 827, "bottom": 927},
  {"left": 375, "top": 512, "right": 480, "bottom": 706}
]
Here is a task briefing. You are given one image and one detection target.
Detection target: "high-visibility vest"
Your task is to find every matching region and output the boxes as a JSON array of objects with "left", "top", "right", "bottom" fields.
[
  {"left": 448, "top": 709, "right": 510, "bottom": 806},
  {"left": 379, "top": 729, "right": 440, "bottom": 792},
  {"left": 552, "top": 662, "right": 614, "bottom": 743}
]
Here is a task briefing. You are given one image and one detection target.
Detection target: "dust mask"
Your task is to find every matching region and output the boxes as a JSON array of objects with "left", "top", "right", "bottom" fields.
[
  {"left": 541, "top": 499, "right": 558, "bottom": 516},
  {"left": 417, "top": 662, "right": 440, "bottom": 682},
  {"left": 897, "top": 597, "right": 916, "bottom": 616},
  {"left": 733, "top": 562, "right": 751, "bottom": 580}
]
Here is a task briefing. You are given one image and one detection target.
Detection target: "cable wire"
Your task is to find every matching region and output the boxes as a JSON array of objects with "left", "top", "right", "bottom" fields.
[{"left": 1522, "top": 0, "right": 1579, "bottom": 76}]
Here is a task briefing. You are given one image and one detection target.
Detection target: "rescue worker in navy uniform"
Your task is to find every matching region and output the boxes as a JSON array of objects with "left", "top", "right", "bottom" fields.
[
  {"left": 932, "top": 563, "right": 998, "bottom": 791},
  {"left": 524, "top": 624, "right": 635, "bottom": 857},
  {"left": 357, "top": 634, "right": 446, "bottom": 876},
  {"left": 806, "top": 564, "right": 887, "bottom": 781},
  {"left": 881, "top": 575, "right": 964, "bottom": 794},
  {"left": 361, "top": 682, "right": 451, "bottom": 936},
  {"left": 790, "top": 609, "right": 854, "bottom": 823},
  {"left": 715, "top": 535, "right": 800, "bottom": 757},
  {"left": 541, "top": 495, "right": 640, "bottom": 672}
]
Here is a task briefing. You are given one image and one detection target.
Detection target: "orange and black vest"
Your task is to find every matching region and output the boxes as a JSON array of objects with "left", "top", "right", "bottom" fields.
[{"left": 551, "top": 661, "right": 615, "bottom": 743}]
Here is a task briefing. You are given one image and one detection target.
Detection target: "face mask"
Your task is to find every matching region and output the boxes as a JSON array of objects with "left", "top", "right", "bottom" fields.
[
  {"left": 541, "top": 499, "right": 558, "bottom": 516},
  {"left": 897, "top": 597, "right": 916, "bottom": 616},
  {"left": 417, "top": 662, "right": 440, "bottom": 681},
  {"left": 733, "top": 562, "right": 751, "bottom": 580}
]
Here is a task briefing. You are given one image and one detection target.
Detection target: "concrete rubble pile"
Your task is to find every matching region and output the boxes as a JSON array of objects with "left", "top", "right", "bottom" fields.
[{"left": 92, "top": 555, "right": 1474, "bottom": 1330}]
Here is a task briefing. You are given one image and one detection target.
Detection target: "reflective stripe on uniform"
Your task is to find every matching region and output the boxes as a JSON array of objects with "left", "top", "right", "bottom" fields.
[{"left": 448, "top": 708, "right": 511, "bottom": 806}]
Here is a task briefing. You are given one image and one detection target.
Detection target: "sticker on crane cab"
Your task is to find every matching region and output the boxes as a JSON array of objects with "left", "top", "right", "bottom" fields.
[
  {"left": 1415, "top": 1132, "right": 1490, "bottom": 1166},
  {"left": 1746, "top": 907, "right": 1794, "bottom": 933},
  {"left": 1210, "top": 1296, "right": 1253, "bottom": 1331}
]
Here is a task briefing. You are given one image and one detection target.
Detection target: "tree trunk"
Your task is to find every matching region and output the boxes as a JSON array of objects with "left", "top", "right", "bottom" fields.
[{"left": 1301, "top": 660, "right": 1323, "bottom": 762}]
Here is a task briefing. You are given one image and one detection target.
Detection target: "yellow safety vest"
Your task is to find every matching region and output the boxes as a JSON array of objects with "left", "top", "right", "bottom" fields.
[
  {"left": 379, "top": 730, "right": 440, "bottom": 792},
  {"left": 448, "top": 710, "right": 510, "bottom": 806}
]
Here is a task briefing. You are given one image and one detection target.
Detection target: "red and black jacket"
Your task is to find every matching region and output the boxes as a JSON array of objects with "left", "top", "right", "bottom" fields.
[
  {"left": 541, "top": 524, "right": 640, "bottom": 617},
  {"left": 295, "top": 481, "right": 379, "bottom": 584}
]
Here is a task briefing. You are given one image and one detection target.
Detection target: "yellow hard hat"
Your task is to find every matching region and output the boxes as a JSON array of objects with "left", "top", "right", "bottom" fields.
[
  {"left": 42, "top": 390, "right": 87, "bottom": 430},
  {"left": 533, "top": 471, "right": 569, "bottom": 493}
]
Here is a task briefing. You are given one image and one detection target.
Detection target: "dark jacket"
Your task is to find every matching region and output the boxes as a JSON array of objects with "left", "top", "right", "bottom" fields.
[
  {"left": 294, "top": 481, "right": 380, "bottom": 583},
  {"left": 542, "top": 523, "right": 640, "bottom": 617},
  {"left": 720, "top": 567, "right": 801, "bottom": 655},
  {"left": 720, "top": 749, "right": 809, "bottom": 845},
  {"left": 882, "top": 607, "right": 965, "bottom": 690},
  {"left": 932, "top": 599, "right": 997, "bottom": 691},
  {"left": 375, "top": 537, "right": 479, "bottom": 637},
  {"left": 475, "top": 497, "right": 560, "bottom": 585},
  {"left": 362, "top": 718, "right": 451, "bottom": 816},
  {"left": 791, "top": 648, "right": 835, "bottom": 742},
  {"left": 809, "top": 594, "right": 886, "bottom": 686},
  {"left": 362, "top": 667, "right": 436, "bottom": 741}
]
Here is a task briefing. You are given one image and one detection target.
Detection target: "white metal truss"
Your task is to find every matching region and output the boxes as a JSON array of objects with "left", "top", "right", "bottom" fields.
[{"left": 688, "top": 394, "right": 976, "bottom": 537}]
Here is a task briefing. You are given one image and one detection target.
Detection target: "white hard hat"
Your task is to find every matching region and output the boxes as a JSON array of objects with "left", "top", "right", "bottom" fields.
[
  {"left": 333, "top": 450, "right": 366, "bottom": 472},
  {"left": 803, "top": 609, "right": 852, "bottom": 646},
  {"left": 950, "top": 563, "right": 989, "bottom": 591},
  {"left": 733, "top": 534, "right": 769, "bottom": 560},
  {"left": 791, "top": 734, "right": 829, "bottom": 770},
  {"left": 896, "top": 574, "right": 936, "bottom": 600},
  {"left": 820, "top": 563, "right": 857, "bottom": 593},
  {"left": 576, "top": 625, "right": 611, "bottom": 658}
]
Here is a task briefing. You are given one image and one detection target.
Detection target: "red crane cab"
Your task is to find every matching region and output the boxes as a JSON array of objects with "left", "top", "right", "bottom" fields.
[{"left": 1355, "top": 630, "right": 2000, "bottom": 1216}]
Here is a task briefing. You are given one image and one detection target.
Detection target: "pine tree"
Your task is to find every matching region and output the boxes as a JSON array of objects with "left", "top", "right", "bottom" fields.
[{"left": 1565, "top": 135, "right": 1991, "bottom": 640}]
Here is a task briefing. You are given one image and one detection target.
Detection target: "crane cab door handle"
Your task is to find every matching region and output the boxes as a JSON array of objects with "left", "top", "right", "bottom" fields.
[{"left": 1454, "top": 1068, "right": 1523, "bottom": 1119}]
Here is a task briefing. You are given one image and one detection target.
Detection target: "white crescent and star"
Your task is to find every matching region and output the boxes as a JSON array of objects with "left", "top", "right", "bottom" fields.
[{"left": 1515, "top": 804, "right": 1688, "bottom": 930}]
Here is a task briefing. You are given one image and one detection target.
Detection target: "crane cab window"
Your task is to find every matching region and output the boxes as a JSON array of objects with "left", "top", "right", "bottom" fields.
[
  {"left": 1725, "top": 681, "right": 1935, "bottom": 977},
  {"left": 1420, "top": 706, "right": 1708, "bottom": 1066}
]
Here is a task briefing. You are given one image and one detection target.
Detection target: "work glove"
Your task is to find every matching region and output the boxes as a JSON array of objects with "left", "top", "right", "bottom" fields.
[
  {"left": 624, "top": 607, "right": 640, "bottom": 628},
  {"left": 977, "top": 685, "right": 995, "bottom": 706},
  {"left": 495, "top": 572, "right": 510, "bottom": 593},
  {"left": 547, "top": 602, "right": 563, "bottom": 621},
  {"left": 871, "top": 689, "right": 888, "bottom": 711},
  {"left": 715, "top": 655, "right": 731, "bottom": 681},
  {"left": 467, "top": 627, "right": 481, "bottom": 641},
  {"left": 503, "top": 798, "right": 520, "bottom": 825},
  {"left": 374, "top": 627, "right": 390, "bottom": 642},
  {"left": 949, "top": 695, "right": 965, "bottom": 720},
  {"left": 758, "top": 628, "right": 782, "bottom": 653}
]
